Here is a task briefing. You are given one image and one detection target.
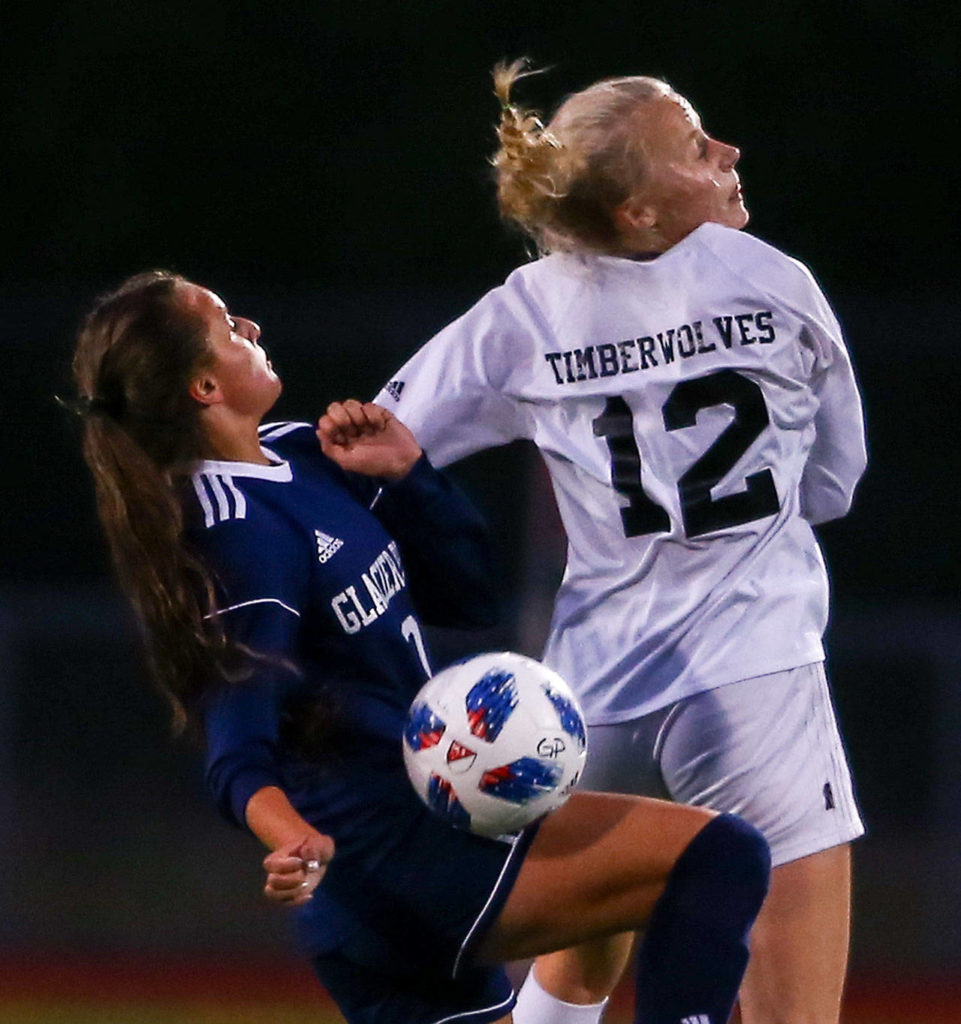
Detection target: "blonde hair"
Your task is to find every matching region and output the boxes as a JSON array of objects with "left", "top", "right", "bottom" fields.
[{"left": 492, "top": 60, "right": 672, "bottom": 255}]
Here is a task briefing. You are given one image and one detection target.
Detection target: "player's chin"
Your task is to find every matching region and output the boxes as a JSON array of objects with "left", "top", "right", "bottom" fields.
[
  {"left": 706, "top": 206, "right": 748, "bottom": 233},
  {"left": 265, "top": 375, "right": 284, "bottom": 407},
  {"left": 728, "top": 201, "right": 750, "bottom": 229}
]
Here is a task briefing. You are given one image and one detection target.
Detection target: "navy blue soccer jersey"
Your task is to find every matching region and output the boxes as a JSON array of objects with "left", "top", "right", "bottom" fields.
[{"left": 183, "top": 421, "right": 496, "bottom": 864}]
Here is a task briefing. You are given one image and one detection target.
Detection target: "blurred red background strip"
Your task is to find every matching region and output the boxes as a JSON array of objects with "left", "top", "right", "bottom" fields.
[
  {"left": 0, "top": 955, "right": 321, "bottom": 1003},
  {"left": 2, "top": 957, "right": 961, "bottom": 1022}
]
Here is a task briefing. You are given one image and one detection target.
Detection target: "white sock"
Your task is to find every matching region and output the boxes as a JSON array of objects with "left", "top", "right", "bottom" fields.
[{"left": 512, "top": 967, "right": 609, "bottom": 1024}]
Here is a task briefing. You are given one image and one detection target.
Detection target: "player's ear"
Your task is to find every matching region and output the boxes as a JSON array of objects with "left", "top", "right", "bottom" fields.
[
  {"left": 189, "top": 373, "right": 222, "bottom": 406},
  {"left": 614, "top": 194, "right": 658, "bottom": 234}
]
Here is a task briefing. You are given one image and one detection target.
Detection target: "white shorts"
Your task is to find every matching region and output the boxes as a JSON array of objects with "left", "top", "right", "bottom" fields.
[{"left": 579, "top": 662, "right": 865, "bottom": 866}]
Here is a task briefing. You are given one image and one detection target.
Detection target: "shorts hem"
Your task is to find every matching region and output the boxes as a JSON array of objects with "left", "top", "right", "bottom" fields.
[
  {"left": 769, "top": 823, "right": 866, "bottom": 868},
  {"left": 452, "top": 820, "right": 541, "bottom": 979}
]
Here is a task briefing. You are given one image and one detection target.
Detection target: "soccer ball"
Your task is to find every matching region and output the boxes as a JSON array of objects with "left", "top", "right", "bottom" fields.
[{"left": 403, "top": 651, "right": 588, "bottom": 838}]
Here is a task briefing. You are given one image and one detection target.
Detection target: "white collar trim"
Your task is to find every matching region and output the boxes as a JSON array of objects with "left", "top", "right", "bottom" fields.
[{"left": 194, "top": 446, "right": 292, "bottom": 482}]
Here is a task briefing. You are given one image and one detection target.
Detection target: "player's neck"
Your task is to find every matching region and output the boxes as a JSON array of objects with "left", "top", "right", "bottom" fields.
[{"left": 200, "top": 415, "right": 271, "bottom": 465}]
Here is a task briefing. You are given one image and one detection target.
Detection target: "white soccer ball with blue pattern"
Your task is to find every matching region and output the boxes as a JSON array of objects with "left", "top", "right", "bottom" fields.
[{"left": 403, "top": 651, "right": 588, "bottom": 838}]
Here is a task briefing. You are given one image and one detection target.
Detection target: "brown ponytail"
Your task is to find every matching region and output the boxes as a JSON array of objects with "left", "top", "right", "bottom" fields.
[
  {"left": 492, "top": 61, "right": 672, "bottom": 255},
  {"left": 71, "top": 271, "right": 243, "bottom": 735}
]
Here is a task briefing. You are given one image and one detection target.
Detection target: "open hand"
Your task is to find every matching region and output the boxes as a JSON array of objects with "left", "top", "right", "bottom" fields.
[{"left": 316, "top": 400, "right": 422, "bottom": 480}]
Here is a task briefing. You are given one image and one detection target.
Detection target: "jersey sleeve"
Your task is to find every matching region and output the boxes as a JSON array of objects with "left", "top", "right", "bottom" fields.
[
  {"left": 793, "top": 275, "right": 868, "bottom": 524},
  {"left": 370, "top": 454, "right": 498, "bottom": 628},
  {"left": 193, "top": 518, "right": 309, "bottom": 829},
  {"left": 374, "top": 286, "right": 533, "bottom": 467}
]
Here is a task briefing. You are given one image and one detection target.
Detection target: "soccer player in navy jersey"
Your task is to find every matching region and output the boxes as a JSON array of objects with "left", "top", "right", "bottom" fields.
[
  {"left": 375, "top": 63, "right": 867, "bottom": 1024},
  {"left": 70, "top": 269, "right": 770, "bottom": 1024}
]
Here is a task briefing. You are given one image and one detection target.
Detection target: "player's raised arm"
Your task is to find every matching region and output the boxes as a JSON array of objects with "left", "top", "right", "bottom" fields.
[{"left": 316, "top": 399, "right": 422, "bottom": 479}]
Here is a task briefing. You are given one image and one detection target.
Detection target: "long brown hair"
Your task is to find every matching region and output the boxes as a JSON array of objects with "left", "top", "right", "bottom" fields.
[
  {"left": 70, "top": 270, "right": 242, "bottom": 734},
  {"left": 492, "top": 60, "right": 671, "bottom": 255}
]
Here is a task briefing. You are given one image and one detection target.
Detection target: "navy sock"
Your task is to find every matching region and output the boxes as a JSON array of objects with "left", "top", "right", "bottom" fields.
[{"left": 634, "top": 813, "right": 771, "bottom": 1024}]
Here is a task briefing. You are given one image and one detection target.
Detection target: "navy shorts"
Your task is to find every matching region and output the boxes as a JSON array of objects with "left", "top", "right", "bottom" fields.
[
  {"left": 301, "top": 808, "right": 540, "bottom": 1024},
  {"left": 313, "top": 950, "right": 515, "bottom": 1024}
]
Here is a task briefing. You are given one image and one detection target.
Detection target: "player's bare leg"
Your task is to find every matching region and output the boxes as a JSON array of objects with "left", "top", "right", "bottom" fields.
[
  {"left": 516, "top": 845, "right": 851, "bottom": 1024},
  {"left": 529, "top": 932, "right": 634, "bottom": 1004},
  {"left": 479, "top": 791, "right": 713, "bottom": 960},
  {"left": 737, "top": 844, "right": 851, "bottom": 1024},
  {"left": 479, "top": 791, "right": 769, "bottom": 1024}
]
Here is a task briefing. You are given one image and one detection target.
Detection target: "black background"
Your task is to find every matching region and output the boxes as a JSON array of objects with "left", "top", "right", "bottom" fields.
[{"left": 2, "top": 1, "right": 957, "bottom": 596}]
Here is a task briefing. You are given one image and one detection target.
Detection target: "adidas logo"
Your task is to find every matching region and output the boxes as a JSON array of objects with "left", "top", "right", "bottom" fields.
[
  {"left": 681, "top": 1015, "right": 711, "bottom": 1024},
  {"left": 384, "top": 379, "right": 405, "bottom": 401},
  {"left": 315, "top": 530, "right": 344, "bottom": 564}
]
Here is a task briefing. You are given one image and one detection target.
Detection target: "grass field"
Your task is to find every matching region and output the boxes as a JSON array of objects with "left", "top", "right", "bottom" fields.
[{"left": 3, "top": 956, "right": 960, "bottom": 1023}]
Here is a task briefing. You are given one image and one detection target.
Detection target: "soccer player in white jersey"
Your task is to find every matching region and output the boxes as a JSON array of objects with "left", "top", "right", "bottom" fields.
[{"left": 376, "top": 62, "right": 867, "bottom": 1024}]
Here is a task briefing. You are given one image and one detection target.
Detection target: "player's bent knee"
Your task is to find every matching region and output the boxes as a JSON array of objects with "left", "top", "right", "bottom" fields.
[
  {"left": 634, "top": 814, "right": 771, "bottom": 1023},
  {"left": 679, "top": 813, "right": 771, "bottom": 932}
]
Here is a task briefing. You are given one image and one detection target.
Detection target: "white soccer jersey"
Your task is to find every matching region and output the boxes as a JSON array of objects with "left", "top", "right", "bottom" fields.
[{"left": 376, "top": 223, "right": 867, "bottom": 723}]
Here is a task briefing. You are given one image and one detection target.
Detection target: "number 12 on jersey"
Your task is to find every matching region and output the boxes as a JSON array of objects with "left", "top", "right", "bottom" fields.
[{"left": 592, "top": 369, "right": 780, "bottom": 539}]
